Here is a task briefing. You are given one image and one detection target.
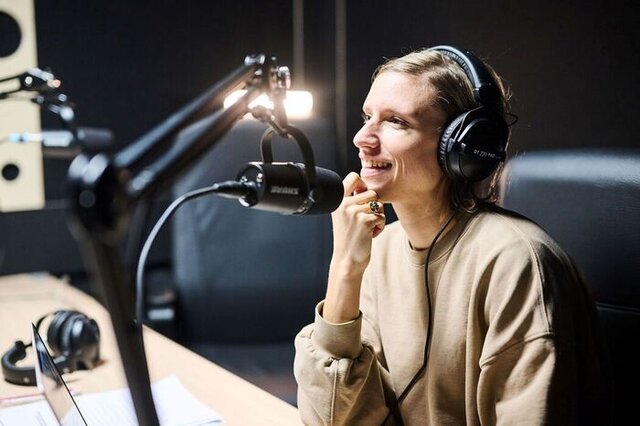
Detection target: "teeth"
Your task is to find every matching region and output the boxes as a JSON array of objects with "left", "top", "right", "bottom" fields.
[{"left": 363, "top": 160, "right": 391, "bottom": 168}]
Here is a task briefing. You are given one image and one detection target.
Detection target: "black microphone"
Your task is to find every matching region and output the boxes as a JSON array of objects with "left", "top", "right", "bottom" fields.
[{"left": 213, "top": 162, "right": 343, "bottom": 215}]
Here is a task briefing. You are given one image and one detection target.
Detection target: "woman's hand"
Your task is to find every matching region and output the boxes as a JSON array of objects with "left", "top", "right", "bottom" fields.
[
  {"left": 323, "top": 172, "right": 386, "bottom": 323},
  {"left": 331, "top": 172, "right": 386, "bottom": 269}
]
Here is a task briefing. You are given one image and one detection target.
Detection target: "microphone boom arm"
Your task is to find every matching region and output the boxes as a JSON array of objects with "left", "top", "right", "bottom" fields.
[{"left": 66, "top": 54, "right": 290, "bottom": 426}]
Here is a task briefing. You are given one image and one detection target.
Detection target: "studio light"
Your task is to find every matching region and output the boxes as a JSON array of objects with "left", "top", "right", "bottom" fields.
[{"left": 224, "top": 89, "right": 313, "bottom": 119}]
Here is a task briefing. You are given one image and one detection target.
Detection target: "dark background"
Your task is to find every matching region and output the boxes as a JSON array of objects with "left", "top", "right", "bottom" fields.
[
  {"left": 1, "top": 0, "right": 638, "bottom": 408},
  {"left": 341, "top": 0, "right": 639, "bottom": 169},
  {"left": 1, "top": 0, "right": 638, "bottom": 282}
]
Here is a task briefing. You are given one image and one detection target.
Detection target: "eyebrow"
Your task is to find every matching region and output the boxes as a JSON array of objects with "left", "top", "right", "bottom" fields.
[{"left": 363, "top": 106, "right": 425, "bottom": 124}]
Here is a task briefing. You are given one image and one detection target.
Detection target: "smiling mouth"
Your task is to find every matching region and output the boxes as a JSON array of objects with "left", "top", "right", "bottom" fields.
[{"left": 362, "top": 160, "right": 392, "bottom": 169}]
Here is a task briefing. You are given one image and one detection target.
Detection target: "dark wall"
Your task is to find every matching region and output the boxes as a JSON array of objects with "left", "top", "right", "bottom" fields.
[
  {"left": 30, "top": 0, "right": 640, "bottom": 168},
  {"left": 2, "top": 0, "right": 638, "bottom": 276},
  {"left": 34, "top": 0, "right": 338, "bottom": 198},
  {"left": 35, "top": 0, "right": 296, "bottom": 148},
  {"left": 1, "top": 0, "right": 300, "bottom": 276},
  {"left": 29, "top": 0, "right": 640, "bottom": 191},
  {"left": 343, "top": 0, "right": 640, "bottom": 171}
]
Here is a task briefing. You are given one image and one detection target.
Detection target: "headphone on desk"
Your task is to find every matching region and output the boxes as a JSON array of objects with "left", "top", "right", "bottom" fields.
[
  {"left": 428, "top": 45, "right": 510, "bottom": 182},
  {"left": 1, "top": 310, "right": 101, "bottom": 386}
]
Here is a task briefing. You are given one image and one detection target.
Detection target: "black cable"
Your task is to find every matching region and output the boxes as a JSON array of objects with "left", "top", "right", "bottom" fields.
[
  {"left": 135, "top": 181, "right": 250, "bottom": 325},
  {"left": 382, "top": 209, "right": 459, "bottom": 424},
  {"left": 397, "top": 209, "right": 458, "bottom": 403}
]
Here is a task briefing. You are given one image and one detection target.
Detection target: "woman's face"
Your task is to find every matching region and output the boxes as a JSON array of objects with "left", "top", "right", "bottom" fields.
[{"left": 353, "top": 71, "right": 447, "bottom": 205}]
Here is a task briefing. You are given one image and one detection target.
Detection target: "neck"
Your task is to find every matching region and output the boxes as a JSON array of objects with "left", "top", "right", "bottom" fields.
[{"left": 392, "top": 188, "right": 455, "bottom": 250}]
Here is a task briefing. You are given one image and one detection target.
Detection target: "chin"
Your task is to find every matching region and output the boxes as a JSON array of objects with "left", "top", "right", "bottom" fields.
[{"left": 361, "top": 177, "right": 389, "bottom": 199}]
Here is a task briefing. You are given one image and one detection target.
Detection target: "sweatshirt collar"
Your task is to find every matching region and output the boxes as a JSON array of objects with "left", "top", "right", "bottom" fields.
[{"left": 404, "top": 211, "right": 473, "bottom": 267}]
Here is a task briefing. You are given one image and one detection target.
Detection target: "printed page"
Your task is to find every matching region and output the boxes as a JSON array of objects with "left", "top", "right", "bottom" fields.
[
  {"left": 0, "top": 399, "right": 59, "bottom": 426},
  {"left": 0, "top": 375, "right": 223, "bottom": 426}
]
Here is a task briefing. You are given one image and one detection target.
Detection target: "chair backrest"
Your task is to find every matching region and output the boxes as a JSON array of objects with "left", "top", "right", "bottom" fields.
[
  {"left": 171, "top": 118, "right": 336, "bottom": 343},
  {"left": 499, "top": 149, "right": 640, "bottom": 424}
]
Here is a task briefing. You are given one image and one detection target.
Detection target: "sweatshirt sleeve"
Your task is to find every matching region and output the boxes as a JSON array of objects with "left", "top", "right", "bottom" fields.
[
  {"left": 473, "top": 232, "right": 611, "bottom": 425},
  {"left": 472, "top": 237, "right": 560, "bottom": 425},
  {"left": 293, "top": 301, "right": 393, "bottom": 426}
]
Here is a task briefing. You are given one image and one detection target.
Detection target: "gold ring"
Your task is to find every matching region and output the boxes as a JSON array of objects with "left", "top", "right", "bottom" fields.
[{"left": 369, "top": 201, "right": 381, "bottom": 214}]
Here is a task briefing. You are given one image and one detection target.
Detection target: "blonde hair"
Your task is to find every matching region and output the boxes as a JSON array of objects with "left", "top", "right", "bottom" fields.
[{"left": 373, "top": 49, "right": 512, "bottom": 212}]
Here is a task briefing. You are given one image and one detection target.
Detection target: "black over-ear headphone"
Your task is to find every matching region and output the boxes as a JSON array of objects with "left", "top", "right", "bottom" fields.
[
  {"left": 1, "top": 310, "right": 100, "bottom": 386},
  {"left": 429, "top": 45, "right": 509, "bottom": 182}
]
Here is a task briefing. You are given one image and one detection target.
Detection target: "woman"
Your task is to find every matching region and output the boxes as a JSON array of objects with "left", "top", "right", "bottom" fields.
[{"left": 294, "top": 46, "right": 611, "bottom": 425}]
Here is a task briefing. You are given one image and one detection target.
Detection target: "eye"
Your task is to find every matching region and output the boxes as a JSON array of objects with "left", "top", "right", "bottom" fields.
[
  {"left": 388, "top": 116, "right": 408, "bottom": 128},
  {"left": 361, "top": 113, "right": 371, "bottom": 124}
]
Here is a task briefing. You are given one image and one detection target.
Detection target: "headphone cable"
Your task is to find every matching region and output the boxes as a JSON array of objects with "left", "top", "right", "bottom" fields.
[{"left": 382, "top": 209, "right": 459, "bottom": 424}]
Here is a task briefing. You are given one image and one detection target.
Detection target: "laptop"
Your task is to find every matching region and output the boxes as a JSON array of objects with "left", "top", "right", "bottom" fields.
[{"left": 32, "top": 323, "right": 88, "bottom": 426}]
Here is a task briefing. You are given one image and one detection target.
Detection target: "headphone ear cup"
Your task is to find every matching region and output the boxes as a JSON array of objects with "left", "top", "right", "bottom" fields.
[
  {"left": 438, "top": 114, "right": 467, "bottom": 180},
  {"left": 64, "top": 314, "right": 101, "bottom": 370},
  {"left": 438, "top": 110, "right": 509, "bottom": 182},
  {"left": 455, "top": 113, "right": 508, "bottom": 181},
  {"left": 47, "top": 310, "right": 75, "bottom": 355},
  {"left": 60, "top": 312, "right": 83, "bottom": 354}
]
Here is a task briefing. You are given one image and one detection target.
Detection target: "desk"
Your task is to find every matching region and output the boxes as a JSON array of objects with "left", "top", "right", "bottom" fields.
[{"left": 0, "top": 274, "right": 302, "bottom": 425}]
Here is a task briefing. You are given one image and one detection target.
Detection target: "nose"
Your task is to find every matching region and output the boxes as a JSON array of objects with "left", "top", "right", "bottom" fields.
[{"left": 353, "top": 121, "right": 379, "bottom": 150}]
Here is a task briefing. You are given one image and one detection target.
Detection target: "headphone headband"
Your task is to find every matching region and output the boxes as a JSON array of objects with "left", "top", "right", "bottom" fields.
[{"left": 428, "top": 45, "right": 502, "bottom": 111}]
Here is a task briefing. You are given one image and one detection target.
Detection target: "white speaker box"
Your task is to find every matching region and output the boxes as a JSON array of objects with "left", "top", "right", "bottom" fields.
[{"left": 0, "top": 0, "right": 44, "bottom": 212}]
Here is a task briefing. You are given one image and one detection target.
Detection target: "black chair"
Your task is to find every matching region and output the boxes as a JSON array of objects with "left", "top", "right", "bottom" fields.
[
  {"left": 499, "top": 149, "right": 640, "bottom": 425},
  {"left": 169, "top": 118, "right": 337, "bottom": 406}
]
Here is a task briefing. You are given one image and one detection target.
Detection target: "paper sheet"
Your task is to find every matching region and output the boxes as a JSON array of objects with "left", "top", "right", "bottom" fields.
[{"left": 0, "top": 375, "right": 223, "bottom": 425}]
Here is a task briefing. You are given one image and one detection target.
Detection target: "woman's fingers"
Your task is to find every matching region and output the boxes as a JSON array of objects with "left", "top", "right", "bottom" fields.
[
  {"left": 353, "top": 199, "right": 386, "bottom": 237},
  {"left": 352, "top": 199, "right": 383, "bottom": 214},
  {"left": 335, "top": 172, "right": 386, "bottom": 240},
  {"left": 366, "top": 200, "right": 383, "bottom": 214},
  {"left": 343, "top": 172, "right": 367, "bottom": 196},
  {"left": 340, "top": 173, "right": 379, "bottom": 207},
  {"left": 372, "top": 212, "right": 386, "bottom": 238}
]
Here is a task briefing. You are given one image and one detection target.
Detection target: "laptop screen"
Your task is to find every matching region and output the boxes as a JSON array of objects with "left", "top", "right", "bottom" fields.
[{"left": 32, "top": 323, "right": 88, "bottom": 426}]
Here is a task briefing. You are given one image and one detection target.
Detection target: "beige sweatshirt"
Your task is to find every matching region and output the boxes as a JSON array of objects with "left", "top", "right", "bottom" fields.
[{"left": 294, "top": 208, "right": 611, "bottom": 425}]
